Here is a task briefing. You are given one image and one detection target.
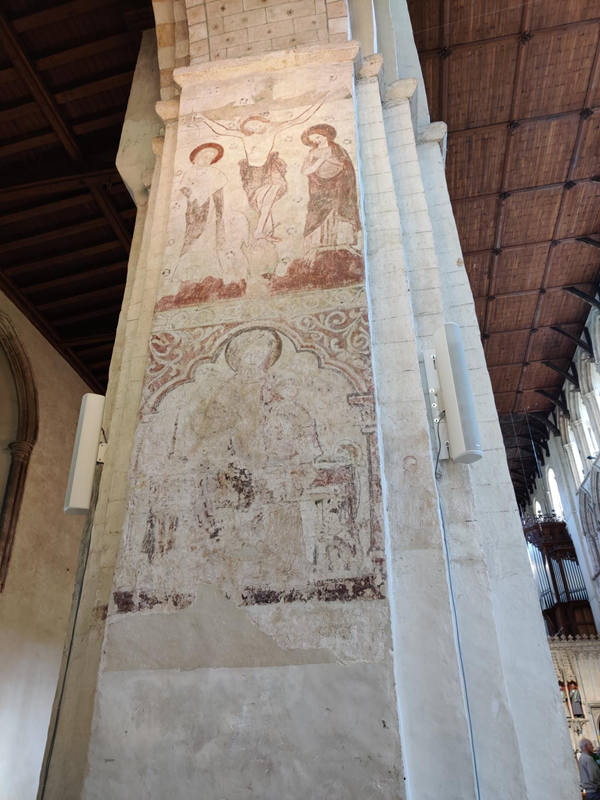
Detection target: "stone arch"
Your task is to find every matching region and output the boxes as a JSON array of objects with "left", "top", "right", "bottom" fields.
[
  {"left": 590, "top": 308, "right": 600, "bottom": 360},
  {"left": 592, "top": 466, "right": 600, "bottom": 511},
  {"left": 580, "top": 489, "right": 600, "bottom": 575},
  {"left": 0, "top": 313, "right": 38, "bottom": 591}
]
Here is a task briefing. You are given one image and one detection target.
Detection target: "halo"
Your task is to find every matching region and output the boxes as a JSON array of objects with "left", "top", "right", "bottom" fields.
[
  {"left": 301, "top": 124, "right": 337, "bottom": 147},
  {"left": 225, "top": 329, "right": 282, "bottom": 374},
  {"left": 189, "top": 142, "right": 224, "bottom": 164}
]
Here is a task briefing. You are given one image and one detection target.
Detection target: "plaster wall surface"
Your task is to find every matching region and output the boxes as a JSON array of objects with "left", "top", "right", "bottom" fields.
[{"left": 0, "top": 292, "right": 87, "bottom": 800}]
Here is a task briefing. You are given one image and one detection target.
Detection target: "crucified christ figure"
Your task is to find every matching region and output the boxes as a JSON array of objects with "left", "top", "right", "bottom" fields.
[{"left": 194, "top": 98, "right": 325, "bottom": 245}]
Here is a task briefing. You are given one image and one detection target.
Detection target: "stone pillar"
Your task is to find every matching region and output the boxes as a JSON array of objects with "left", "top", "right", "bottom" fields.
[
  {"left": 381, "top": 77, "right": 530, "bottom": 800},
  {"left": 82, "top": 43, "right": 406, "bottom": 799},
  {"left": 572, "top": 418, "right": 592, "bottom": 474},
  {"left": 355, "top": 57, "right": 478, "bottom": 800},
  {"left": 564, "top": 440, "right": 583, "bottom": 486},
  {"left": 40, "top": 126, "right": 169, "bottom": 800},
  {"left": 412, "top": 77, "right": 580, "bottom": 799},
  {"left": 582, "top": 390, "right": 600, "bottom": 451}
]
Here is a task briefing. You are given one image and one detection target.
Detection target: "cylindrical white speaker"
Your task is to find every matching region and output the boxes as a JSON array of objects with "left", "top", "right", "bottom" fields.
[
  {"left": 433, "top": 323, "right": 483, "bottom": 464},
  {"left": 64, "top": 393, "right": 105, "bottom": 514}
]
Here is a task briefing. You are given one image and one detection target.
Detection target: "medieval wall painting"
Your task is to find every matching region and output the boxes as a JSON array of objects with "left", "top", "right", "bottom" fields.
[
  {"left": 157, "top": 62, "right": 364, "bottom": 311},
  {"left": 109, "top": 53, "right": 393, "bottom": 667},
  {"left": 116, "top": 313, "right": 384, "bottom": 616}
]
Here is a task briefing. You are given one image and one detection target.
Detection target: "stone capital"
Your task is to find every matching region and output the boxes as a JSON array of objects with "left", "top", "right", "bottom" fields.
[
  {"left": 356, "top": 53, "right": 384, "bottom": 84},
  {"left": 151, "top": 136, "right": 165, "bottom": 157},
  {"left": 383, "top": 77, "right": 418, "bottom": 108},
  {"left": 155, "top": 98, "right": 180, "bottom": 124},
  {"left": 9, "top": 440, "right": 33, "bottom": 463},
  {"left": 418, "top": 121, "right": 447, "bottom": 144}
]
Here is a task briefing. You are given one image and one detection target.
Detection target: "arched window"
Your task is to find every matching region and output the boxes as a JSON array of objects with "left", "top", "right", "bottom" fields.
[
  {"left": 0, "top": 313, "right": 38, "bottom": 591},
  {"left": 547, "top": 468, "right": 564, "bottom": 518},
  {"left": 535, "top": 500, "right": 543, "bottom": 517}
]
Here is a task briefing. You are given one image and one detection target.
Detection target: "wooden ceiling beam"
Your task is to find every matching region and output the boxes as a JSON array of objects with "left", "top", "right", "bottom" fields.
[
  {"left": 549, "top": 325, "right": 594, "bottom": 356},
  {"left": 439, "top": 0, "right": 450, "bottom": 121},
  {"left": 0, "top": 131, "right": 58, "bottom": 158},
  {"left": 529, "top": 412, "right": 560, "bottom": 437},
  {"left": 21, "top": 261, "right": 127, "bottom": 294},
  {"left": 35, "top": 32, "right": 133, "bottom": 72},
  {"left": 75, "top": 342, "right": 115, "bottom": 358},
  {"left": 0, "top": 193, "right": 92, "bottom": 225},
  {"left": 12, "top": 0, "right": 120, "bottom": 33},
  {"left": 0, "top": 268, "right": 103, "bottom": 392},
  {"left": 0, "top": 9, "right": 82, "bottom": 160},
  {"left": 54, "top": 70, "right": 135, "bottom": 104},
  {"left": 0, "top": 164, "right": 120, "bottom": 200},
  {"left": 38, "top": 283, "right": 126, "bottom": 312},
  {"left": 73, "top": 109, "right": 125, "bottom": 136},
  {"left": 89, "top": 358, "right": 111, "bottom": 370},
  {"left": 4, "top": 241, "right": 123, "bottom": 277},
  {"left": 0, "top": 12, "right": 132, "bottom": 255},
  {"left": 1, "top": 80, "right": 131, "bottom": 123},
  {"left": 463, "top": 236, "right": 585, "bottom": 258},
  {"left": 0, "top": 32, "right": 133, "bottom": 83},
  {"left": 53, "top": 304, "right": 122, "bottom": 327},
  {"left": 578, "top": 236, "right": 600, "bottom": 249},
  {"left": 541, "top": 360, "right": 579, "bottom": 388},
  {"left": 484, "top": 323, "right": 583, "bottom": 337},
  {"left": 482, "top": 1, "right": 533, "bottom": 367},
  {"left": 88, "top": 186, "right": 132, "bottom": 252},
  {"left": 0, "top": 208, "right": 134, "bottom": 253},
  {"left": 0, "top": 217, "right": 110, "bottom": 253},
  {"left": 452, "top": 177, "right": 595, "bottom": 206},
  {"left": 476, "top": 284, "right": 595, "bottom": 301},
  {"left": 0, "top": 100, "right": 38, "bottom": 123},
  {"left": 61, "top": 333, "right": 115, "bottom": 347},
  {"left": 418, "top": 17, "right": 600, "bottom": 58},
  {"left": 536, "top": 390, "right": 570, "bottom": 416},
  {"left": 490, "top": 356, "right": 573, "bottom": 369}
]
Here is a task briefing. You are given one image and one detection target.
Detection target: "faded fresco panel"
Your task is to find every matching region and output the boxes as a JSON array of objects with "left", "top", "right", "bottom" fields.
[
  {"left": 157, "top": 58, "right": 364, "bottom": 310},
  {"left": 109, "top": 51, "right": 392, "bottom": 669}
]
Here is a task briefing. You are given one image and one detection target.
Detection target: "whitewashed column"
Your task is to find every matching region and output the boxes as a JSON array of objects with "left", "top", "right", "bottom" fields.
[
  {"left": 382, "top": 77, "right": 532, "bottom": 800},
  {"left": 572, "top": 418, "right": 592, "bottom": 473},
  {"left": 582, "top": 389, "right": 600, "bottom": 450},
  {"left": 563, "top": 440, "right": 583, "bottom": 485},
  {"left": 42, "top": 110, "right": 176, "bottom": 800},
  {"left": 413, "top": 80, "right": 580, "bottom": 799},
  {"left": 356, "top": 56, "right": 478, "bottom": 800}
]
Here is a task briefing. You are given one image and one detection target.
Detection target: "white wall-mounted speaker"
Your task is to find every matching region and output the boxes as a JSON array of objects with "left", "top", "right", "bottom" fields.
[
  {"left": 64, "top": 393, "right": 105, "bottom": 514},
  {"left": 433, "top": 323, "right": 483, "bottom": 464}
]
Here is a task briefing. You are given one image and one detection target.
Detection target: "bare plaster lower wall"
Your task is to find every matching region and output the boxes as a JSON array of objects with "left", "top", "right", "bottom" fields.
[{"left": 0, "top": 292, "right": 88, "bottom": 800}]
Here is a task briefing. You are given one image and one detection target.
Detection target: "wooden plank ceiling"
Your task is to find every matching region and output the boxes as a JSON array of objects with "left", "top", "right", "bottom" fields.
[
  {"left": 0, "top": 0, "right": 153, "bottom": 393},
  {"left": 408, "top": 0, "right": 600, "bottom": 506}
]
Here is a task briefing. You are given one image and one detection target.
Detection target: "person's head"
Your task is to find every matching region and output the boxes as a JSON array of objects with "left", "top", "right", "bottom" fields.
[
  {"left": 225, "top": 329, "right": 282, "bottom": 381},
  {"left": 580, "top": 738, "right": 594, "bottom": 754},
  {"left": 189, "top": 142, "right": 224, "bottom": 166},
  {"left": 302, "top": 124, "right": 337, "bottom": 148},
  {"left": 240, "top": 116, "right": 269, "bottom": 136}
]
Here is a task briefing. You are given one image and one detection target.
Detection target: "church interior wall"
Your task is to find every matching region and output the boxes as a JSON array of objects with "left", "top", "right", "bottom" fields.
[
  {"left": 0, "top": 292, "right": 88, "bottom": 800},
  {"left": 36, "top": 2, "right": 586, "bottom": 798}
]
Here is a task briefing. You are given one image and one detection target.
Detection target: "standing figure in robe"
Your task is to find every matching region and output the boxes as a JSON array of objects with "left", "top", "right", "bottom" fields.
[
  {"left": 180, "top": 142, "right": 226, "bottom": 258},
  {"left": 301, "top": 124, "right": 361, "bottom": 260}
]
